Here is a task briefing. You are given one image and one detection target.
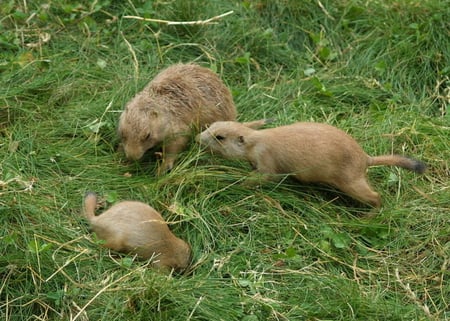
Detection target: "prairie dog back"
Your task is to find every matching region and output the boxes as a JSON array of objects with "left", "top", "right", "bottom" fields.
[
  {"left": 81, "top": 193, "right": 191, "bottom": 271},
  {"left": 198, "top": 121, "right": 426, "bottom": 207}
]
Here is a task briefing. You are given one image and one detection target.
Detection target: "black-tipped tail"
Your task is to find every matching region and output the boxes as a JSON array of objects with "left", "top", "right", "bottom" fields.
[
  {"left": 369, "top": 155, "right": 426, "bottom": 174},
  {"left": 411, "top": 159, "right": 427, "bottom": 174}
]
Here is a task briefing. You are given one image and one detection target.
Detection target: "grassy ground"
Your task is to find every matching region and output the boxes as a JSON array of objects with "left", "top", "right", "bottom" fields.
[{"left": 1, "top": 0, "right": 449, "bottom": 320}]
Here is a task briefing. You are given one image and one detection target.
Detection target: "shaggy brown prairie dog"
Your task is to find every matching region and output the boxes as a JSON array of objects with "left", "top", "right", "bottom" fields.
[
  {"left": 82, "top": 193, "right": 191, "bottom": 271},
  {"left": 198, "top": 120, "right": 426, "bottom": 207},
  {"left": 118, "top": 63, "right": 237, "bottom": 174}
]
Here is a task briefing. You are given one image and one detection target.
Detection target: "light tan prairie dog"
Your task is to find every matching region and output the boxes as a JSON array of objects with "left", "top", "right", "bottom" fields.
[
  {"left": 82, "top": 193, "right": 191, "bottom": 271},
  {"left": 198, "top": 120, "right": 426, "bottom": 208},
  {"left": 118, "top": 63, "right": 237, "bottom": 174}
]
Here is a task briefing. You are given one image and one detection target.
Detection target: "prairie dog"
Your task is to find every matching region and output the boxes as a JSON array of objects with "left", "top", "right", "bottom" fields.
[
  {"left": 82, "top": 193, "right": 191, "bottom": 271},
  {"left": 198, "top": 120, "right": 426, "bottom": 207},
  {"left": 118, "top": 63, "right": 237, "bottom": 174}
]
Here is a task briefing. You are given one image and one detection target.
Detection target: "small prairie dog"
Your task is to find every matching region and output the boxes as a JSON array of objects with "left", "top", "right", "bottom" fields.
[
  {"left": 118, "top": 63, "right": 237, "bottom": 174},
  {"left": 82, "top": 193, "right": 191, "bottom": 271},
  {"left": 198, "top": 120, "right": 426, "bottom": 207}
]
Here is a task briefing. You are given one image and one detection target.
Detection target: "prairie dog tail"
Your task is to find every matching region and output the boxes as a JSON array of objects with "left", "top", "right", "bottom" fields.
[
  {"left": 83, "top": 192, "right": 98, "bottom": 220},
  {"left": 368, "top": 155, "right": 426, "bottom": 173},
  {"left": 243, "top": 118, "right": 274, "bottom": 129}
]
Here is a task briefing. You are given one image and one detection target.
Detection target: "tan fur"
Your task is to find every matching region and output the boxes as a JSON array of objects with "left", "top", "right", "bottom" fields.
[
  {"left": 82, "top": 193, "right": 191, "bottom": 271},
  {"left": 118, "top": 63, "right": 237, "bottom": 174},
  {"left": 198, "top": 121, "right": 426, "bottom": 208}
]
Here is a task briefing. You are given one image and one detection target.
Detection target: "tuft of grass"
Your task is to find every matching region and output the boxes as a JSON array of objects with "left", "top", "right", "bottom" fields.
[{"left": 1, "top": 0, "right": 449, "bottom": 320}]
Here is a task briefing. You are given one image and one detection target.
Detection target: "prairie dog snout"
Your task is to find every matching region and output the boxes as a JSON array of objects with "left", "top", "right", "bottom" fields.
[
  {"left": 198, "top": 120, "right": 426, "bottom": 207},
  {"left": 82, "top": 193, "right": 191, "bottom": 271},
  {"left": 118, "top": 63, "right": 237, "bottom": 174}
]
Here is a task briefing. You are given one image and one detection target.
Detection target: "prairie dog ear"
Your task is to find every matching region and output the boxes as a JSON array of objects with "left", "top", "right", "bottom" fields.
[
  {"left": 238, "top": 136, "right": 245, "bottom": 145},
  {"left": 242, "top": 118, "right": 273, "bottom": 129}
]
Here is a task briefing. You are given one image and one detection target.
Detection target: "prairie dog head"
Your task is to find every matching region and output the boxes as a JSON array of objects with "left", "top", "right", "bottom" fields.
[
  {"left": 198, "top": 120, "right": 267, "bottom": 159},
  {"left": 118, "top": 96, "right": 169, "bottom": 160}
]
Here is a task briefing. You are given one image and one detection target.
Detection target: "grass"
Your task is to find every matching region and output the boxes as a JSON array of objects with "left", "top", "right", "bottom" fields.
[{"left": 0, "top": 0, "right": 449, "bottom": 320}]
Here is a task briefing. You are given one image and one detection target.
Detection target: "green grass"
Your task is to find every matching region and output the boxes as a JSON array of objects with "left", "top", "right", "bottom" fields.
[{"left": 1, "top": 0, "right": 449, "bottom": 320}]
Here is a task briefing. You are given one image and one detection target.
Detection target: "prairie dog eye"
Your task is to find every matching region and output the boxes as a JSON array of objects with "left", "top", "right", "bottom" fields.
[
  {"left": 142, "top": 133, "right": 151, "bottom": 142},
  {"left": 215, "top": 135, "right": 225, "bottom": 141}
]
